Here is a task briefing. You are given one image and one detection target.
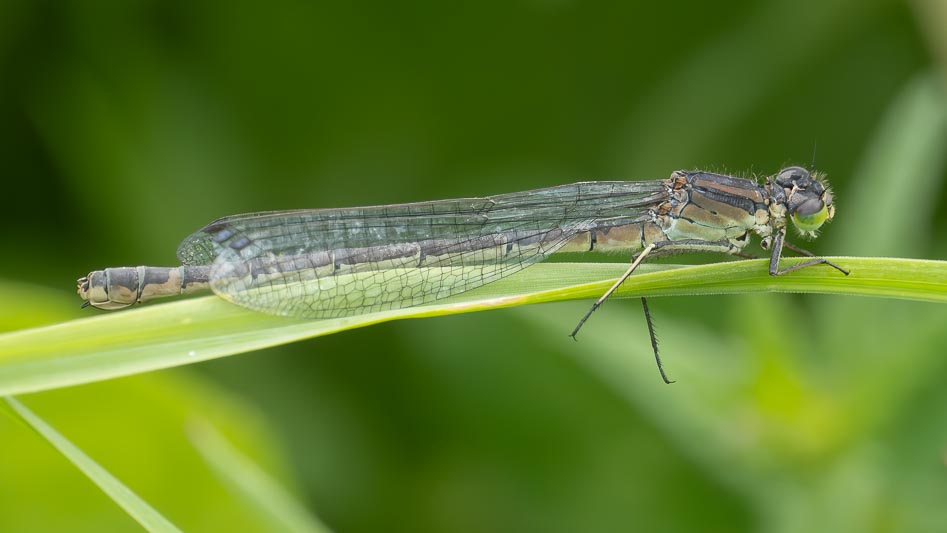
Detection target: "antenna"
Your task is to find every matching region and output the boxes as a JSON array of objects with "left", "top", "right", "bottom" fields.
[{"left": 809, "top": 141, "right": 818, "bottom": 171}]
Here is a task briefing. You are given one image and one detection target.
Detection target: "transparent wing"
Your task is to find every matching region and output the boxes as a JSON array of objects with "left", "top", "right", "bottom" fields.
[{"left": 176, "top": 181, "right": 666, "bottom": 318}]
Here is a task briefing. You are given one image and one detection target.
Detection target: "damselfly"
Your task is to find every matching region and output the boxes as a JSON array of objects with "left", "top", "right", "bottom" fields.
[{"left": 78, "top": 166, "right": 848, "bottom": 382}]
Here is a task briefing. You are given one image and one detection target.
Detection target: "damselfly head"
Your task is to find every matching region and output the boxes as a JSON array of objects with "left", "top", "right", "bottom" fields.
[{"left": 775, "top": 166, "right": 835, "bottom": 239}]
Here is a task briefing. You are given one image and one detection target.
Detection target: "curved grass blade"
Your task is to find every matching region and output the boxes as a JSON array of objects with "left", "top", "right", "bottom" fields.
[
  {"left": 1, "top": 257, "right": 945, "bottom": 396},
  {"left": 1, "top": 397, "right": 183, "bottom": 533}
]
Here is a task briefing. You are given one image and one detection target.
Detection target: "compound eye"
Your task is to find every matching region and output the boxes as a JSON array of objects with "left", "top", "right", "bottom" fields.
[
  {"left": 775, "top": 166, "right": 810, "bottom": 187},
  {"left": 791, "top": 198, "right": 830, "bottom": 232}
]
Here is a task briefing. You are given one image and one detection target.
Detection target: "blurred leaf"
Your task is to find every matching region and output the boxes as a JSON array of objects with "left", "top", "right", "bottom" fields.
[
  {"left": 397, "top": 307, "right": 755, "bottom": 532},
  {"left": 910, "top": 0, "right": 947, "bottom": 79},
  {"left": 515, "top": 290, "right": 947, "bottom": 531},
  {"left": 0, "top": 372, "right": 311, "bottom": 533},
  {"left": 0, "top": 258, "right": 944, "bottom": 396},
  {"left": 831, "top": 71, "right": 947, "bottom": 256},
  {"left": 610, "top": 0, "right": 886, "bottom": 172},
  {"left": 1, "top": 396, "right": 183, "bottom": 533},
  {"left": 819, "top": 71, "right": 947, "bottom": 416},
  {"left": 188, "top": 419, "right": 333, "bottom": 533}
]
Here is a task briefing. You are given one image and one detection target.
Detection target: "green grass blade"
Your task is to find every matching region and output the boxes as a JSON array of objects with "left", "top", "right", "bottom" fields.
[
  {"left": 1, "top": 397, "right": 183, "bottom": 533},
  {"left": 1, "top": 257, "right": 945, "bottom": 396}
]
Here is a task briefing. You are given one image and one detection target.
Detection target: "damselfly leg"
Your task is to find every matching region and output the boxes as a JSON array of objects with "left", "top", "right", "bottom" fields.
[
  {"left": 569, "top": 243, "right": 657, "bottom": 340},
  {"left": 767, "top": 228, "right": 850, "bottom": 276},
  {"left": 571, "top": 231, "right": 847, "bottom": 384}
]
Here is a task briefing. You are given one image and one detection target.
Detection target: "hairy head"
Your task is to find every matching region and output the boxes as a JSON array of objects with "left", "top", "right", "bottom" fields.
[{"left": 775, "top": 166, "right": 835, "bottom": 238}]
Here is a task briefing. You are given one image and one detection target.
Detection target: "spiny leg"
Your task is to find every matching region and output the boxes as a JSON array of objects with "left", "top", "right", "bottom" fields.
[
  {"left": 571, "top": 242, "right": 673, "bottom": 383},
  {"left": 781, "top": 239, "right": 849, "bottom": 275},
  {"left": 570, "top": 243, "right": 657, "bottom": 339},
  {"left": 641, "top": 297, "right": 674, "bottom": 384},
  {"left": 768, "top": 229, "right": 849, "bottom": 276},
  {"left": 571, "top": 238, "right": 741, "bottom": 383}
]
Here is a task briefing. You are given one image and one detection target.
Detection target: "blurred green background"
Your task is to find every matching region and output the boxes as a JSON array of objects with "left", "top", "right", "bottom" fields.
[{"left": 2, "top": 0, "right": 947, "bottom": 531}]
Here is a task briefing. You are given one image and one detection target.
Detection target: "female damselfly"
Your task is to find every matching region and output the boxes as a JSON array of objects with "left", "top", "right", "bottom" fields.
[{"left": 78, "top": 166, "right": 848, "bottom": 383}]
